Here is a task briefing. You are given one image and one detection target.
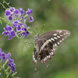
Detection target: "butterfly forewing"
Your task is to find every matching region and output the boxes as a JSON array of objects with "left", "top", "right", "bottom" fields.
[{"left": 33, "top": 30, "right": 70, "bottom": 67}]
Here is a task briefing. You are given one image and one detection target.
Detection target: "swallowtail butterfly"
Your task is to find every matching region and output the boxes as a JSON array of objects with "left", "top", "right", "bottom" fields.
[{"left": 33, "top": 30, "right": 70, "bottom": 71}]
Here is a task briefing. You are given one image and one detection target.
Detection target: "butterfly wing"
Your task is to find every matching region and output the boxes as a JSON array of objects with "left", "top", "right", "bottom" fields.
[
  {"left": 39, "top": 30, "right": 70, "bottom": 40},
  {"left": 38, "top": 30, "right": 71, "bottom": 63},
  {"left": 33, "top": 38, "right": 47, "bottom": 67},
  {"left": 33, "top": 48, "right": 37, "bottom": 64}
]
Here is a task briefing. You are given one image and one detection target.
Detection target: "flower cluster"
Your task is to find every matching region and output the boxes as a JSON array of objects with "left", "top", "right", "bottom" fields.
[
  {"left": 2, "top": 7, "right": 34, "bottom": 40},
  {"left": 0, "top": 48, "right": 16, "bottom": 72}
]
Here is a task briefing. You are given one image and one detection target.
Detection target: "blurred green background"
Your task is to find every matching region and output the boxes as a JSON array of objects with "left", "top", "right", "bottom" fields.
[{"left": 0, "top": 0, "right": 78, "bottom": 78}]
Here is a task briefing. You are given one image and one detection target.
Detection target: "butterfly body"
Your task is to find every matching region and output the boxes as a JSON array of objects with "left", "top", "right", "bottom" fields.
[{"left": 33, "top": 30, "right": 70, "bottom": 69}]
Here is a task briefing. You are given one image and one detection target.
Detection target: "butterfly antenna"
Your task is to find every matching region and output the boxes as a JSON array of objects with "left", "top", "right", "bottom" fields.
[
  {"left": 30, "top": 27, "right": 37, "bottom": 35},
  {"left": 32, "top": 30, "right": 37, "bottom": 35},
  {"left": 38, "top": 24, "right": 45, "bottom": 35}
]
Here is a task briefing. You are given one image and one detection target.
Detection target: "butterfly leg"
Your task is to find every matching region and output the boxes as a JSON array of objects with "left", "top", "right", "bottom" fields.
[
  {"left": 33, "top": 48, "right": 38, "bottom": 72},
  {"left": 46, "top": 61, "right": 49, "bottom": 68}
]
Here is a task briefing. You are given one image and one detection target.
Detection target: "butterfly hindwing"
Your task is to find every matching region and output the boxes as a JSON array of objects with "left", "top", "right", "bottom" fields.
[{"left": 33, "top": 48, "right": 37, "bottom": 64}]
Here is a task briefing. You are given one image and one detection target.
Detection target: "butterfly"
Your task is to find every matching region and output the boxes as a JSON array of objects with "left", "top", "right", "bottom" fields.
[{"left": 33, "top": 30, "right": 71, "bottom": 71}]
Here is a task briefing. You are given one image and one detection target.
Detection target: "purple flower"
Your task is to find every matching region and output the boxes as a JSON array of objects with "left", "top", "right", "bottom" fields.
[
  {"left": 20, "top": 28, "right": 29, "bottom": 37},
  {"left": 15, "top": 9, "right": 19, "bottom": 14},
  {"left": 26, "top": 9, "right": 34, "bottom": 23},
  {"left": 5, "top": 10, "right": 11, "bottom": 16},
  {"left": 2, "top": 25, "right": 16, "bottom": 40},
  {"left": 26, "top": 8, "right": 33, "bottom": 15},
  {"left": 5, "top": 9, "right": 13, "bottom": 20},
  {"left": 7, "top": 53, "right": 11, "bottom": 59},
  {"left": 9, "top": 7, "right": 15, "bottom": 12},
  {"left": 19, "top": 8, "right": 24, "bottom": 15},
  {"left": 16, "top": 25, "right": 22, "bottom": 31},
  {"left": 0, "top": 48, "right": 16, "bottom": 72},
  {"left": 25, "top": 25, "right": 29, "bottom": 28},
  {"left": 1, "top": 52, "right": 6, "bottom": 61},
  {"left": 0, "top": 49, "right": 7, "bottom": 62},
  {"left": 29, "top": 16, "right": 34, "bottom": 22},
  {"left": 8, "top": 62, "right": 16, "bottom": 72},
  {"left": 0, "top": 51, "right": 6, "bottom": 61},
  {"left": 14, "top": 9, "right": 21, "bottom": 17},
  {"left": 12, "top": 20, "right": 19, "bottom": 27},
  {"left": 8, "top": 15, "right": 13, "bottom": 20},
  {"left": 9, "top": 59, "right": 14, "bottom": 63}
]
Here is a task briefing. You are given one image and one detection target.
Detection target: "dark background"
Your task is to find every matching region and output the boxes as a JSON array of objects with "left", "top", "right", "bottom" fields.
[{"left": 0, "top": 0, "right": 78, "bottom": 78}]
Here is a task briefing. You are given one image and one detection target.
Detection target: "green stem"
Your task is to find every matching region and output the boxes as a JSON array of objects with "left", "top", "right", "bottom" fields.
[
  {"left": 0, "top": 2, "right": 6, "bottom": 9},
  {"left": 24, "top": 15, "right": 28, "bottom": 18},
  {"left": 6, "top": 73, "right": 10, "bottom": 78},
  {"left": 1, "top": 65, "right": 19, "bottom": 78},
  {"left": 12, "top": 72, "right": 17, "bottom": 77},
  {"left": 16, "top": 31, "right": 25, "bottom": 35},
  {"left": 3, "top": 0, "right": 10, "bottom": 8},
  {"left": 3, "top": 60, "right": 8, "bottom": 68},
  {"left": 0, "top": 17, "right": 2, "bottom": 24},
  {"left": 0, "top": 65, "right": 2, "bottom": 70},
  {"left": 2, "top": 66, "right": 10, "bottom": 78}
]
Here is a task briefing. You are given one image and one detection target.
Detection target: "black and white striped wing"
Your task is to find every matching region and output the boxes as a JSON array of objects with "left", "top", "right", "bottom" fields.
[{"left": 38, "top": 30, "right": 70, "bottom": 63}]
